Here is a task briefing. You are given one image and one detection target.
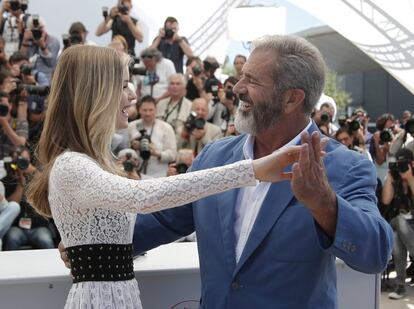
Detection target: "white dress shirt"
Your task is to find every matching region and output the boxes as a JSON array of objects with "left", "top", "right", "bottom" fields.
[{"left": 234, "top": 120, "right": 312, "bottom": 262}]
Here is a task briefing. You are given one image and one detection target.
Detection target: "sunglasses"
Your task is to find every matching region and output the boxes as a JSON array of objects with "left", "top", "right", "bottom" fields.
[{"left": 141, "top": 55, "right": 154, "bottom": 59}]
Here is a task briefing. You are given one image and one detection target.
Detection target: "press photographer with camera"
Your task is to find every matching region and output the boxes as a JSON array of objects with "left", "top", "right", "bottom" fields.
[
  {"left": 390, "top": 117, "right": 414, "bottom": 158},
  {"left": 150, "top": 16, "right": 192, "bottom": 73},
  {"left": 20, "top": 15, "right": 59, "bottom": 82},
  {"left": 203, "top": 56, "right": 222, "bottom": 121},
  {"left": 211, "top": 76, "right": 239, "bottom": 134},
  {"left": 166, "top": 148, "right": 194, "bottom": 176},
  {"left": 117, "top": 148, "right": 142, "bottom": 181},
  {"left": 128, "top": 95, "right": 177, "bottom": 178},
  {"left": 334, "top": 125, "right": 372, "bottom": 160},
  {"left": 2, "top": 147, "right": 56, "bottom": 250},
  {"left": 232, "top": 54, "right": 246, "bottom": 80},
  {"left": 95, "top": 0, "right": 143, "bottom": 56},
  {"left": 156, "top": 73, "right": 192, "bottom": 141},
  {"left": 0, "top": 0, "right": 30, "bottom": 58},
  {"left": 136, "top": 47, "right": 175, "bottom": 102},
  {"left": 184, "top": 56, "right": 206, "bottom": 101},
  {"left": 370, "top": 113, "right": 399, "bottom": 183},
  {"left": 179, "top": 97, "right": 222, "bottom": 154},
  {"left": 382, "top": 148, "right": 414, "bottom": 299},
  {"left": 0, "top": 73, "right": 29, "bottom": 159},
  {"left": 9, "top": 51, "right": 48, "bottom": 86},
  {"left": 61, "top": 22, "right": 97, "bottom": 51}
]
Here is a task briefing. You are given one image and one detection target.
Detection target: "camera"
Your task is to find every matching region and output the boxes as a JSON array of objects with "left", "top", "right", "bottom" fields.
[
  {"left": 138, "top": 129, "right": 151, "bottom": 161},
  {"left": 122, "top": 153, "right": 135, "bottom": 172},
  {"left": 10, "top": 0, "right": 20, "bottom": 11},
  {"left": 20, "top": 64, "right": 32, "bottom": 76},
  {"left": 12, "top": 83, "right": 50, "bottom": 97},
  {"left": 320, "top": 112, "right": 331, "bottom": 124},
  {"left": 176, "top": 163, "right": 189, "bottom": 174},
  {"left": 349, "top": 118, "right": 363, "bottom": 132},
  {"left": 20, "top": 0, "right": 28, "bottom": 12},
  {"left": 32, "top": 15, "right": 40, "bottom": 28},
  {"left": 130, "top": 66, "right": 147, "bottom": 76},
  {"left": 380, "top": 128, "right": 393, "bottom": 144},
  {"left": 6, "top": 156, "right": 30, "bottom": 172},
  {"left": 0, "top": 104, "right": 8, "bottom": 117},
  {"left": 338, "top": 115, "right": 347, "bottom": 127},
  {"left": 31, "top": 29, "right": 42, "bottom": 41},
  {"left": 204, "top": 78, "right": 220, "bottom": 104},
  {"left": 192, "top": 65, "right": 202, "bottom": 77},
  {"left": 164, "top": 28, "right": 174, "bottom": 40},
  {"left": 185, "top": 111, "right": 206, "bottom": 132},
  {"left": 118, "top": 4, "right": 129, "bottom": 15},
  {"left": 225, "top": 89, "right": 234, "bottom": 100},
  {"left": 102, "top": 6, "right": 109, "bottom": 18}
]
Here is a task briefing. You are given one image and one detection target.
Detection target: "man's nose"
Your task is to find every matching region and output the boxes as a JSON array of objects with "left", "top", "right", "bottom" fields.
[{"left": 232, "top": 80, "right": 245, "bottom": 95}]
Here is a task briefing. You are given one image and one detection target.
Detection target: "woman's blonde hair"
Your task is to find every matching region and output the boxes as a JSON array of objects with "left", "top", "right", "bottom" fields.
[{"left": 27, "top": 45, "right": 130, "bottom": 217}]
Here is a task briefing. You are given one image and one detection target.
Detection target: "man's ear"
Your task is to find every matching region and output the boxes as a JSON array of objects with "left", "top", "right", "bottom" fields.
[{"left": 282, "top": 89, "right": 305, "bottom": 114}]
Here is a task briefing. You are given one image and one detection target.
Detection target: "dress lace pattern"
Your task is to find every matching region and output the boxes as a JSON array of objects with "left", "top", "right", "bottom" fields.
[{"left": 49, "top": 151, "right": 255, "bottom": 309}]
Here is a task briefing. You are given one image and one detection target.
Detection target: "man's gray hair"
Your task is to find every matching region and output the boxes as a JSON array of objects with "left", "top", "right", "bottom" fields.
[
  {"left": 140, "top": 47, "right": 163, "bottom": 62},
  {"left": 168, "top": 73, "right": 187, "bottom": 87},
  {"left": 251, "top": 35, "right": 326, "bottom": 115}
]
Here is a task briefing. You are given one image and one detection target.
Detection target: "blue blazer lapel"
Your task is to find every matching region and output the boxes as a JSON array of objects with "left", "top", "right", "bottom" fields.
[
  {"left": 216, "top": 136, "right": 248, "bottom": 274},
  {"left": 233, "top": 122, "right": 321, "bottom": 275}
]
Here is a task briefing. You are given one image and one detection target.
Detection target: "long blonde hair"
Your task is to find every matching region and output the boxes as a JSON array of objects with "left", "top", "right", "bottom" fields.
[{"left": 27, "top": 45, "right": 129, "bottom": 217}]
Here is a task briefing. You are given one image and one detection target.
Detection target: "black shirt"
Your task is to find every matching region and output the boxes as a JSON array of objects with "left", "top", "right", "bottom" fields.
[
  {"left": 111, "top": 16, "right": 138, "bottom": 56},
  {"left": 157, "top": 37, "right": 189, "bottom": 73}
]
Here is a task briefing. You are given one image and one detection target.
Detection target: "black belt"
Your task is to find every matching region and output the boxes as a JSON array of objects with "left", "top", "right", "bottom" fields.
[{"left": 66, "top": 243, "right": 135, "bottom": 283}]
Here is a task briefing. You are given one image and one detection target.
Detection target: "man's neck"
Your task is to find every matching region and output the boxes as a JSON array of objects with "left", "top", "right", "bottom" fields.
[
  {"left": 253, "top": 115, "right": 309, "bottom": 159},
  {"left": 170, "top": 95, "right": 182, "bottom": 103},
  {"left": 142, "top": 119, "right": 155, "bottom": 127}
]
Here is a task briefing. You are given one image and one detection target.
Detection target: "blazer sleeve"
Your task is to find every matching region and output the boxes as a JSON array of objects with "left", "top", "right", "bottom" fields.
[{"left": 319, "top": 157, "right": 393, "bottom": 273}]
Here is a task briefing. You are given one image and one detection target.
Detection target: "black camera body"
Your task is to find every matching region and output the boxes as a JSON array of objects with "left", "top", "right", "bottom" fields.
[
  {"left": 185, "top": 111, "right": 206, "bottom": 132},
  {"left": 349, "top": 118, "right": 363, "bottom": 132},
  {"left": 176, "top": 163, "right": 189, "bottom": 174},
  {"left": 20, "top": 64, "right": 32, "bottom": 75},
  {"left": 389, "top": 160, "right": 410, "bottom": 177},
  {"left": 0, "top": 104, "right": 8, "bottom": 117},
  {"left": 204, "top": 78, "right": 220, "bottom": 104},
  {"left": 16, "top": 83, "right": 50, "bottom": 97},
  {"left": 118, "top": 4, "right": 129, "bottom": 15},
  {"left": 10, "top": 0, "right": 20, "bottom": 11},
  {"left": 31, "top": 29, "right": 42, "bottom": 41},
  {"left": 192, "top": 65, "right": 202, "bottom": 77},
  {"left": 320, "top": 112, "right": 331, "bottom": 124},
  {"left": 164, "top": 28, "right": 174, "bottom": 40},
  {"left": 122, "top": 153, "right": 135, "bottom": 172},
  {"left": 138, "top": 129, "right": 151, "bottom": 161},
  {"left": 380, "top": 128, "right": 393, "bottom": 144},
  {"left": 130, "top": 66, "right": 147, "bottom": 76},
  {"left": 102, "top": 6, "right": 109, "bottom": 19}
]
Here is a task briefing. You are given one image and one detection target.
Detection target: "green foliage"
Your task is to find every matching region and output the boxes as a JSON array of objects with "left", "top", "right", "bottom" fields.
[{"left": 324, "top": 70, "right": 352, "bottom": 109}]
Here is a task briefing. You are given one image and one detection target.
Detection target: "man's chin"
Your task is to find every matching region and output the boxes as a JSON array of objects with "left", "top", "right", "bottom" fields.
[{"left": 234, "top": 111, "right": 256, "bottom": 135}]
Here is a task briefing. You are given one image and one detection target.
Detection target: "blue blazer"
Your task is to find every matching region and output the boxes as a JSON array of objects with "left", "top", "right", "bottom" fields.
[{"left": 133, "top": 123, "right": 393, "bottom": 309}]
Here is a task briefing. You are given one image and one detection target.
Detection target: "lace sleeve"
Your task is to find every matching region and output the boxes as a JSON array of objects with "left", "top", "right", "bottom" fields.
[{"left": 51, "top": 152, "right": 256, "bottom": 214}]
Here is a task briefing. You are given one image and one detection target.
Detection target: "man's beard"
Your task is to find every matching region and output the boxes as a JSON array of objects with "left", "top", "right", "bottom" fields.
[{"left": 234, "top": 93, "right": 283, "bottom": 135}]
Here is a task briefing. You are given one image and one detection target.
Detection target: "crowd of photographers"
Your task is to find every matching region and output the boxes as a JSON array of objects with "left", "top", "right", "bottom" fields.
[
  {"left": 313, "top": 101, "right": 414, "bottom": 299},
  {"left": 0, "top": 2, "right": 413, "bottom": 299}
]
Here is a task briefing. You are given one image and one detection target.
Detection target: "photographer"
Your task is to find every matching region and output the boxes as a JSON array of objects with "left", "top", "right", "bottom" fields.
[
  {"left": 179, "top": 98, "right": 222, "bottom": 154},
  {"left": 334, "top": 125, "right": 372, "bottom": 160},
  {"left": 117, "top": 148, "right": 142, "bottom": 180},
  {"left": 128, "top": 95, "right": 177, "bottom": 178},
  {"left": 95, "top": 0, "right": 143, "bottom": 56},
  {"left": 185, "top": 56, "right": 205, "bottom": 101},
  {"left": 156, "top": 73, "right": 192, "bottom": 141},
  {"left": 61, "top": 22, "right": 96, "bottom": 52},
  {"left": 382, "top": 148, "right": 414, "bottom": 299},
  {"left": 136, "top": 47, "right": 175, "bottom": 101},
  {"left": 150, "top": 16, "right": 193, "bottom": 73},
  {"left": 211, "top": 76, "right": 238, "bottom": 133},
  {"left": 20, "top": 15, "right": 60, "bottom": 82},
  {"left": 166, "top": 148, "right": 194, "bottom": 176},
  {"left": 2, "top": 147, "right": 56, "bottom": 250},
  {"left": 370, "top": 113, "right": 398, "bottom": 183},
  {"left": 0, "top": 74, "right": 29, "bottom": 159},
  {"left": 9, "top": 51, "right": 48, "bottom": 86},
  {"left": 0, "top": 0, "right": 30, "bottom": 58},
  {"left": 390, "top": 117, "right": 414, "bottom": 158}
]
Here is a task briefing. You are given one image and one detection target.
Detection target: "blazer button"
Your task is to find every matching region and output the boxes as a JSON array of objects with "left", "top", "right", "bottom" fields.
[{"left": 231, "top": 281, "right": 241, "bottom": 289}]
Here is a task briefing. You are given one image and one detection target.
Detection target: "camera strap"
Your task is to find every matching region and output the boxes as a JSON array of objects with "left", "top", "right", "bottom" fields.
[{"left": 163, "top": 97, "right": 183, "bottom": 123}]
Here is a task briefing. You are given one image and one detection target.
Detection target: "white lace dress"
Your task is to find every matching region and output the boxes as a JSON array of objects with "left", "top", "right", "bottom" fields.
[{"left": 49, "top": 151, "right": 256, "bottom": 309}]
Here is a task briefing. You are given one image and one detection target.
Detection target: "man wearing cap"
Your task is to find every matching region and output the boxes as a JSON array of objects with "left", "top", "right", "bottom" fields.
[{"left": 20, "top": 15, "right": 59, "bottom": 82}]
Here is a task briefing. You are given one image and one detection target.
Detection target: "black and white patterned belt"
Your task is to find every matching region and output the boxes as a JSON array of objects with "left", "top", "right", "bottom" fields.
[{"left": 66, "top": 243, "right": 135, "bottom": 283}]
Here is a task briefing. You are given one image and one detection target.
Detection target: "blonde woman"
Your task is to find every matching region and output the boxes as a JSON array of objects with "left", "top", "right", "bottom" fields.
[{"left": 27, "top": 45, "right": 305, "bottom": 309}]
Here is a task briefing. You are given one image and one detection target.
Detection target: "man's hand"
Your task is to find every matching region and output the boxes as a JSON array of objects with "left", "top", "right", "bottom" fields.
[
  {"left": 400, "top": 165, "right": 414, "bottom": 182},
  {"left": 3, "top": 78, "right": 16, "bottom": 94},
  {"left": 291, "top": 132, "right": 337, "bottom": 237},
  {"left": 131, "top": 139, "right": 140, "bottom": 150},
  {"left": 120, "top": 14, "right": 132, "bottom": 25},
  {"left": 166, "top": 163, "right": 178, "bottom": 176},
  {"left": 22, "top": 29, "right": 33, "bottom": 45},
  {"left": 149, "top": 143, "right": 161, "bottom": 159},
  {"left": 192, "top": 128, "right": 206, "bottom": 140},
  {"left": 58, "top": 241, "right": 71, "bottom": 269}
]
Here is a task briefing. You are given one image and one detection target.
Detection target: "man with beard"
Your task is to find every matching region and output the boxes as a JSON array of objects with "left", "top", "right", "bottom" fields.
[{"left": 62, "top": 35, "right": 393, "bottom": 308}]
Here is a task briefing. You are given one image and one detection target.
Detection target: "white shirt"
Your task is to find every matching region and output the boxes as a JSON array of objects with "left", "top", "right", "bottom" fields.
[
  {"left": 139, "top": 58, "right": 176, "bottom": 99},
  {"left": 234, "top": 120, "right": 313, "bottom": 262}
]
